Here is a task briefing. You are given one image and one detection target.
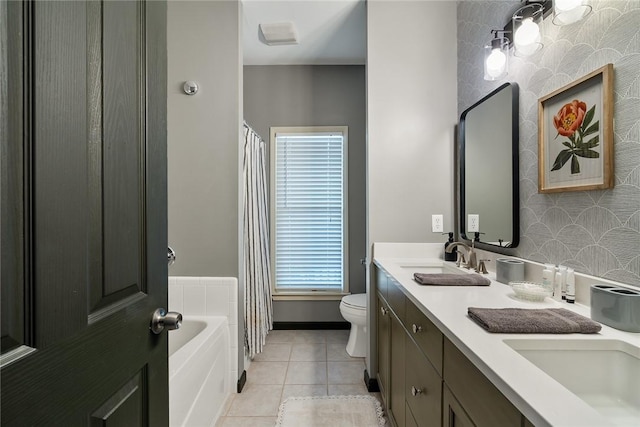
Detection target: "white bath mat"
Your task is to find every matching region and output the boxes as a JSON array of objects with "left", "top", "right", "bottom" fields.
[{"left": 275, "top": 395, "right": 386, "bottom": 427}]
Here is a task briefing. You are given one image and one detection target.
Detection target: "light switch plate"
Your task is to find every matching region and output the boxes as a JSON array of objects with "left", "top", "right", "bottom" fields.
[
  {"left": 468, "top": 214, "right": 480, "bottom": 232},
  {"left": 432, "top": 214, "right": 444, "bottom": 233}
]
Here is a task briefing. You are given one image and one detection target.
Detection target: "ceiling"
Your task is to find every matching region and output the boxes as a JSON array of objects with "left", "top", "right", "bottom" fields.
[{"left": 242, "top": 0, "right": 366, "bottom": 65}]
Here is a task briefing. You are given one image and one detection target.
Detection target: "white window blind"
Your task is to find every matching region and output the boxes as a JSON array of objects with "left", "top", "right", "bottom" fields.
[{"left": 271, "top": 128, "right": 348, "bottom": 293}]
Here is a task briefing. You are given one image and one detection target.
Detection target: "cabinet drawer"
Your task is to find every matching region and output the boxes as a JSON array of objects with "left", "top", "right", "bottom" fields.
[
  {"left": 444, "top": 338, "right": 521, "bottom": 426},
  {"left": 406, "top": 301, "right": 443, "bottom": 375},
  {"left": 387, "top": 278, "right": 406, "bottom": 323},
  {"left": 405, "top": 339, "right": 442, "bottom": 427},
  {"left": 376, "top": 267, "right": 388, "bottom": 300}
]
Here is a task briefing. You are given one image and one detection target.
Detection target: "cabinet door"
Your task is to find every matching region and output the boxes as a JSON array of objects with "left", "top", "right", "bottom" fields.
[
  {"left": 405, "top": 337, "right": 442, "bottom": 427},
  {"left": 443, "top": 385, "right": 475, "bottom": 427},
  {"left": 443, "top": 339, "right": 521, "bottom": 426},
  {"left": 390, "top": 314, "right": 406, "bottom": 427},
  {"left": 377, "top": 295, "right": 391, "bottom": 404},
  {"left": 406, "top": 402, "right": 419, "bottom": 427}
]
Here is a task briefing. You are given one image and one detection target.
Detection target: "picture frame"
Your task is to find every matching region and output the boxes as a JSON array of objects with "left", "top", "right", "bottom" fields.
[{"left": 538, "top": 63, "right": 614, "bottom": 193}]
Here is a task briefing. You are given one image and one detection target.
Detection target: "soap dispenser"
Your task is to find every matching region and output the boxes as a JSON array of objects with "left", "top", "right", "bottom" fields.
[
  {"left": 474, "top": 232, "right": 485, "bottom": 242},
  {"left": 443, "top": 232, "right": 457, "bottom": 262}
]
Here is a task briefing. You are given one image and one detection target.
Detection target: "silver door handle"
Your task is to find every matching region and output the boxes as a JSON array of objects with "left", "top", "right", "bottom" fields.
[
  {"left": 150, "top": 308, "right": 182, "bottom": 334},
  {"left": 168, "top": 246, "right": 176, "bottom": 266}
]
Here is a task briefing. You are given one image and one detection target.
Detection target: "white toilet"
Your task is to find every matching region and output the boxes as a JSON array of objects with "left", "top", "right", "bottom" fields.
[{"left": 339, "top": 293, "right": 367, "bottom": 357}]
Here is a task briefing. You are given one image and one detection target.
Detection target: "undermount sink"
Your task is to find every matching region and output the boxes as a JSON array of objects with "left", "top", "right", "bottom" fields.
[
  {"left": 504, "top": 339, "right": 640, "bottom": 425},
  {"left": 398, "top": 262, "right": 465, "bottom": 275}
]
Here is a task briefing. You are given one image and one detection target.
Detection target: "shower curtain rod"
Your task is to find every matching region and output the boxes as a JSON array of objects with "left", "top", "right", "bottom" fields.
[{"left": 243, "top": 120, "right": 264, "bottom": 142}]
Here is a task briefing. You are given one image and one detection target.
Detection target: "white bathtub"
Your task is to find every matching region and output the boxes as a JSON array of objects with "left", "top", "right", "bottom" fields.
[{"left": 169, "top": 316, "right": 230, "bottom": 427}]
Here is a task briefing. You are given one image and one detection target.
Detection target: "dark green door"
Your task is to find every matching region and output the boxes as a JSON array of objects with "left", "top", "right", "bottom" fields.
[{"left": 1, "top": 1, "right": 169, "bottom": 425}]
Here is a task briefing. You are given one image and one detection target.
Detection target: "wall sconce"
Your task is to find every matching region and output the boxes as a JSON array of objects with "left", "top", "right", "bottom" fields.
[
  {"left": 512, "top": 2, "right": 545, "bottom": 57},
  {"left": 481, "top": 1, "right": 592, "bottom": 80},
  {"left": 484, "top": 31, "right": 510, "bottom": 81},
  {"left": 553, "top": 0, "right": 592, "bottom": 25}
]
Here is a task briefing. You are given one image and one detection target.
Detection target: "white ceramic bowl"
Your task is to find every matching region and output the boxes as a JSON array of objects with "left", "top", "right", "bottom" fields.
[{"left": 509, "top": 281, "right": 552, "bottom": 302}]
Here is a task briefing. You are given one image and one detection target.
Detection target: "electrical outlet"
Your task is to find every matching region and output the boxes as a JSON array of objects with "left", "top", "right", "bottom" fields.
[
  {"left": 432, "top": 214, "right": 444, "bottom": 233},
  {"left": 468, "top": 214, "right": 480, "bottom": 232}
]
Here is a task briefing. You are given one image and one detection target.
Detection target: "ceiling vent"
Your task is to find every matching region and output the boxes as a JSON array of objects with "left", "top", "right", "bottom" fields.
[{"left": 259, "top": 22, "right": 298, "bottom": 46}]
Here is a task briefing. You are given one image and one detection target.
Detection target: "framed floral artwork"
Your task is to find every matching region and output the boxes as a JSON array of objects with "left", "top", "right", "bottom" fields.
[{"left": 538, "top": 64, "right": 614, "bottom": 193}]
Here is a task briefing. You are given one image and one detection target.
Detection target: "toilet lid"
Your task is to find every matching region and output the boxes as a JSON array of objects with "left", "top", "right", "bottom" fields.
[{"left": 342, "top": 293, "right": 366, "bottom": 310}]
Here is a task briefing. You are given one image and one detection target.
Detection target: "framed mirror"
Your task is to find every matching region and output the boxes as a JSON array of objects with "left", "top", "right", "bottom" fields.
[{"left": 459, "top": 82, "right": 519, "bottom": 249}]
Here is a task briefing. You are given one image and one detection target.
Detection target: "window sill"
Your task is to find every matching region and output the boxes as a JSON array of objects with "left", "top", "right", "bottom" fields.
[{"left": 272, "top": 292, "right": 350, "bottom": 301}]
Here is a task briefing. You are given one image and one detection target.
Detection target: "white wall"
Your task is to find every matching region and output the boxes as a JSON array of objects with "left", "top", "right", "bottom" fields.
[
  {"left": 366, "top": 0, "right": 458, "bottom": 377},
  {"left": 167, "top": 0, "right": 241, "bottom": 278},
  {"left": 167, "top": 0, "right": 243, "bottom": 382}
]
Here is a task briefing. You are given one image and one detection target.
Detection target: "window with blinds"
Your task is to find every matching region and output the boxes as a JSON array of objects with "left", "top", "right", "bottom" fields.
[{"left": 270, "top": 127, "right": 348, "bottom": 294}]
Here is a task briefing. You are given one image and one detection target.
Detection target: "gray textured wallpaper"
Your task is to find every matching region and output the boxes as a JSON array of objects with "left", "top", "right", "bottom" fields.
[{"left": 457, "top": 0, "right": 639, "bottom": 285}]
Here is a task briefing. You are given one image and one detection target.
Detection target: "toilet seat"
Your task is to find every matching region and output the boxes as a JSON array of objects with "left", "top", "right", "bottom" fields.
[{"left": 341, "top": 294, "right": 366, "bottom": 311}]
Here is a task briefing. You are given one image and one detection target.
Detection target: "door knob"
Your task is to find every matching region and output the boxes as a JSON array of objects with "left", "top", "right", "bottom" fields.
[
  {"left": 150, "top": 308, "right": 182, "bottom": 334},
  {"left": 168, "top": 246, "right": 176, "bottom": 266}
]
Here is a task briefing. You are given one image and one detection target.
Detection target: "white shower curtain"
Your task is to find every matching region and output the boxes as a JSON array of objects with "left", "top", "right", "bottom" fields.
[{"left": 243, "top": 122, "right": 273, "bottom": 358}]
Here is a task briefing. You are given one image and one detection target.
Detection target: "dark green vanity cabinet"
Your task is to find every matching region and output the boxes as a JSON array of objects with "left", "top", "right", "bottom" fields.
[
  {"left": 375, "top": 266, "right": 533, "bottom": 427},
  {"left": 376, "top": 268, "right": 442, "bottom": 427}
]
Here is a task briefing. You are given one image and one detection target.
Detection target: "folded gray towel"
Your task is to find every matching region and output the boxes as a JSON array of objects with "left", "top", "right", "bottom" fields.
[
  {"left": 414, "top": 273, "right": 491, "bottom": 286},
  {"left": 467, "top": 307, "right": 602, "bottom": 334}
]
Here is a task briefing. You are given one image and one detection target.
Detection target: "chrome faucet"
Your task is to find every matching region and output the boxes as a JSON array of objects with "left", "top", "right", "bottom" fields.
[{"left": 445, "top": 242, "right": 477, "bottom": 270}]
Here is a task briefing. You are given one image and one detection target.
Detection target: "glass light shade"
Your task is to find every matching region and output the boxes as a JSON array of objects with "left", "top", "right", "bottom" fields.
[
  {"left": 553, "top": 0, "right": 592, "bottom": 25},
  {"left": 484, "top": 37, "right": 509, "bottom": 81},
  {"left": 512, "top": 3, "right": 544, "bottom": 57}
]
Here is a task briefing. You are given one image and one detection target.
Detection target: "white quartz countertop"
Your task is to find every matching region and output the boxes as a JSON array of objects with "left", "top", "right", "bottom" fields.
[{"left": 373, "top": 243, "right": 640, "bottom": 427}]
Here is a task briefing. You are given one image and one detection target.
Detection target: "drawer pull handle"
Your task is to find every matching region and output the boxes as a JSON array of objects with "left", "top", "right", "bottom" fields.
[
  {"left": 411, "top": 386, "right": 424, "bottom": 396},
  {"left": 380, "top": 307, "right": 388, "bottom": 316},
  {"left": 412, "top": 324, "right": 422, "bottom": 334}
]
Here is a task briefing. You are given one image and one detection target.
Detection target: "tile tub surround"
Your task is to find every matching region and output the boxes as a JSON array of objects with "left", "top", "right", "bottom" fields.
[
  {"left": 215, "top": 330, "right": 384, "bottom": 427},
  {"left": 373, "top": 242, "right": 640, "bottom": 427},
  {"left": 169, "top": 276, "right": 239, "bottom": 388}
]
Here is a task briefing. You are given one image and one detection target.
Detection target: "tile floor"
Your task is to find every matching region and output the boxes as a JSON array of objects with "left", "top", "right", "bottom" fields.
[{"left": 215, "top": 329, "right": 383, "bottom": 427}]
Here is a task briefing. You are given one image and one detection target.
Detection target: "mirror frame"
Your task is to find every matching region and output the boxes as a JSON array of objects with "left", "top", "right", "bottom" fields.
[{"left": 459, "top": 82, "right": 519, "bottom": 250}]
